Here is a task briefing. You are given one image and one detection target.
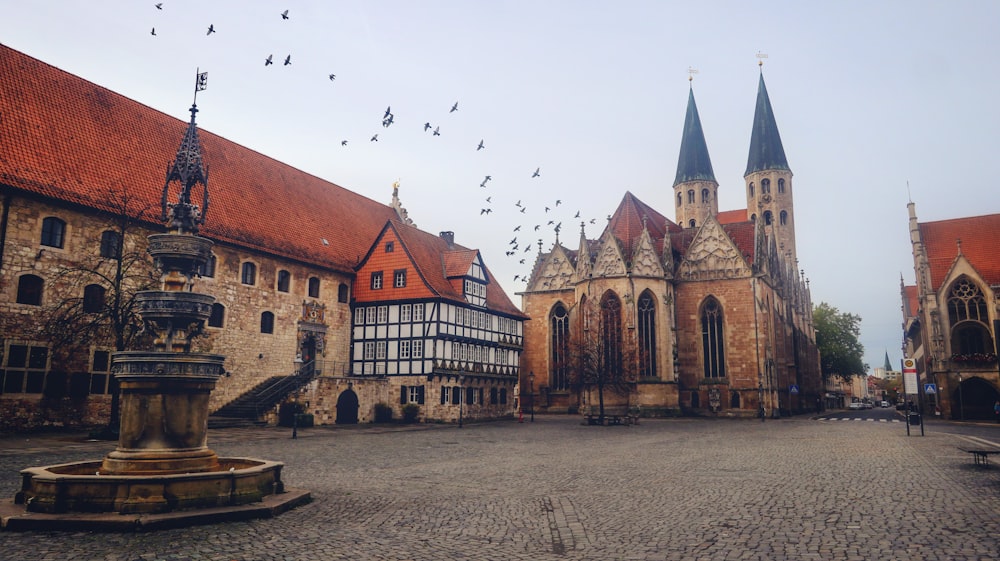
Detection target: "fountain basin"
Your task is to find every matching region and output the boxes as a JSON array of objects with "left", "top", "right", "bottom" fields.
[{"left": 16, "top": 458, "right": 284, "bottom": 515}]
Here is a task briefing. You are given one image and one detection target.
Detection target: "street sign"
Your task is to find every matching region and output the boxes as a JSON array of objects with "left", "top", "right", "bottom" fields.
[
  {"left": 924, "top": 383, "right": 937, "bottom": 394},
  {"left": 903, "top": 358, "right": 918, "bottom": 394},
  {"left": 789, "top": 384, "right": 799, "bottom": 394}
]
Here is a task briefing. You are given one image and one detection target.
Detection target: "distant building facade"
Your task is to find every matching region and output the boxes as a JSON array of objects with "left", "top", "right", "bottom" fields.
[
  {"left": 519, "top": 73, "right": 822, "bottom": 418},
  {"left": 903, "top": 204, "right": 1000, "bottom": 419}
]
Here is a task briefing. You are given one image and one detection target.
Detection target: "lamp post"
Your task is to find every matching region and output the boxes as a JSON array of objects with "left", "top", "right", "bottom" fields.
[
  {"left": 529, "top": 371, "right": 535, "bottom": 423},
  {"left": 458, "top": 373, "right": 464, "bottom": 428}
]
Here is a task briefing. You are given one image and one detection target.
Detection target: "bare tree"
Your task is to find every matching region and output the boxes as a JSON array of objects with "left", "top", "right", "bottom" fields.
[{"left": 39, "top": 186, "right": 158, "bottom": 435}]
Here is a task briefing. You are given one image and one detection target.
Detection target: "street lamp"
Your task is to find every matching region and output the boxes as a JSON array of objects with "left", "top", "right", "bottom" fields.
[
  {"left": 458, "top": 372, "right": 464, "bottom": 428},
  {"left": 529, "top": 371, "right": 535, "bottom": 423}
]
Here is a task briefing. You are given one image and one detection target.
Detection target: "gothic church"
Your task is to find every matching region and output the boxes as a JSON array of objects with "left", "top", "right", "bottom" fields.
[{"left": 520, "top": 71, "right": 821, "bottom": 417}]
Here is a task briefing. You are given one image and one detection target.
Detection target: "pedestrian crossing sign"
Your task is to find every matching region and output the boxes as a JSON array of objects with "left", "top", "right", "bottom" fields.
[
  {"left": 924, "top": 383, "right": 937, "bottom": 395},
  {"left": 789, "top": 384, "right": 799, "bottom": 394}
]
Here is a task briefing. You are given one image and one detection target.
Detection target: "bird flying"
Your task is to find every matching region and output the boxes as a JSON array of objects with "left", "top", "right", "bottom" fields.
[
  {"left": 477, "top": 140, "right": 484, "bottom": 151},
  {"left": 155, "top": 3, "right": 162, "bottom": 9},
  {"left": 151, "top": 27, "right": 156, "bottom": 35},
  {"left": 532, "top": 167, "right": 541, "bottom": 178},
  {"left": 370, "top": 134, "right": 378, "bottom": 142},
  {"left": 513, "top": 225, "right": 520, "bottom": 231},
  {"left": 284, "top": 55, "right": 291, "bottom": 65},
  {"left": 574, "top": 211, "right": 580, "bottom": 218},
  {"left": 545, "top": 207, "right": 550, "bottom": 213},
  {"left": 486, "top": 196, "right": 492, "bottom": 203},
  {"left": 329, "top": 74, "right": 336, "bottom": 81},
  {"left": 341, "top": 140, "right": 348, "bottom": 146},
  {"left": 384, "top": 106, "right": 392, "bottom": 119},
  {"left": 450, "top": 101, "right": 459, "bottom": 112},
  {"left": 432, "top": 126, "right": 440, "bottom": 136},
  {"left": 265, "top": 54, "right": 273, "bottom": 66},
  {"left": 281, "top": 9, "right": 289, "bottom": 19},
  {"left": 534, "top": 225, "right": 540, "bottom": 231},
  {"left": 207, "top": 24, "right": 215, "bottom": 35},
  {"left": 555, "top": 200, "right": 562, "bottom": 206},
  {"left": 481, "top": 209, "right": 492, "bottom": 215},
  {"left": 515, "top": 200, "right": 522, "bottom": 207},
  {"left": 424, "top": 122, "right": 432, "bottom": 131}
]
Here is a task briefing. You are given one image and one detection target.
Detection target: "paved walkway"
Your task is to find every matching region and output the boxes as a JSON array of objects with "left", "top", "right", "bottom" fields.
[{"left": 1, "top": 416, "right": 998, "bottom": 560}]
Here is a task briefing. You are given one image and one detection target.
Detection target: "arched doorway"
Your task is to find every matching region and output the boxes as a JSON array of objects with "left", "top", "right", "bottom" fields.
[
  {"left": 336, "top": 389, "right": 360, "bottom": 424},
  {"left": 951, "top": 376, "right": 1000, "bottom": 421}
]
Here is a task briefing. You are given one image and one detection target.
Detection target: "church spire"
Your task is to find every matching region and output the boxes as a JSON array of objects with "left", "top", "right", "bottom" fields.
[
  {"left": 745, "top": 71, "right": 789, "bottom": 176},
  {"left": 161, "top": 71, "right": 210, "bottom": 234},
  {"left": 673, "top": 86, "right": 716, "bottom": 186}
]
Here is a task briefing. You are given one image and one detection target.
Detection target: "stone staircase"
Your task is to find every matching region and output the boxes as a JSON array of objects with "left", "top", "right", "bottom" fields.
[{"left": 209, "top": 362, "right": 318, "bottom": 428}]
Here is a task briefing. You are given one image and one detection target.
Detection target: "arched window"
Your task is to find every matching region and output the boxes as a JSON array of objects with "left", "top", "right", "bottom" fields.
[
  {"left": 779, "top": 210, "right": 788, "bottom": 226},
  {"left": 687, "top": 190, "right": 695, "bottom": 204},
  {"left": 208, "top": 303, "right": 225, "bottom": 328},
  {"left": 676, "top": 193, "right": 682, "bottom": 207},
  {"left": 701, "top": 296, "right": 726, "bottom": 378},
  {"left": 277, "top": 270, "right": 291, "bottom": 292},
  {"left": 16, "top": 274, "right": 43, "bottom": 306},
  {"left": 99, "top": 230, "right": 121, "bottom": 259},
  {"left": 308, "top": 277, "right": 321, "bottom": 298},
  {"left": 338, "top": 283, "right": 349, "bottom": 303},
  {"left": 689, "top": 219, "right": 696, "bottom": 228},
  {"left": 600, "top": 291, "right": 623, "bottom": 380},
  {"left": 777, "top": 178, "right": 785, "bottom": 193},
  {"left": 260, "top": 311, "right": 275, "bottom": 334},
  {"left": 241, "top": 262, "right": 256, "bottom": 285},
  {"left": 749, "top": 183, "right": 755, "bottom": 197},
  {"left": 637, "top": 291, "right": 657, "bottom": 378},
  {"left": 198, "top": 254, "right": 216, "bottom": 278},
  {"left": 83, "top": 284, "right": 105, "bottom": 313},
  {"left": 761, "top": 178, "right": 771, "bottom": 194},
  {"left": 701, "top": 188, "right": 709, "bottom": 203},
  {"left": 763, "top": 211, "right": 773, "bottom": 225},
  {"left": 550, "top": 303, "right": 570, "bottom": 391},
  {"left": 41, "top": 217, "right": 66, "bottom": 248},
  {"left": 947, "top": 277, "right": 991, "bottom": 356},
  {"left": 750, "top": 213, "right": 757, "bottom": 222}
]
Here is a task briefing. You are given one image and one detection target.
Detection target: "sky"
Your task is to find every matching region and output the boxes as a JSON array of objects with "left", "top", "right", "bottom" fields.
[{"left": 3, "top": 1, "right": 999, "bottom": 373}]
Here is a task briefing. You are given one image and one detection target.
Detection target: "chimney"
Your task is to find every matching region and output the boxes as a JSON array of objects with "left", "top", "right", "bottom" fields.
[{"left": 439, "top": 231, "right": 454, "bottom": 247}]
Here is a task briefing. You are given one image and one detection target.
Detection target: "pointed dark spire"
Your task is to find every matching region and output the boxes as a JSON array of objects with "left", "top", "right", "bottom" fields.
[
  {"left": 161, "top": 104, "right": 210, "bottom": 232},
  {"left": 673, "top": 86, "right": 716, "bottom": 186},
  {"left": 745, "top": 72, "right": 789, "bottom": 175}
]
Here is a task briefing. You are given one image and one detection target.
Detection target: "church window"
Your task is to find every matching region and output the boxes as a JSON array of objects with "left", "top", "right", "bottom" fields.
[
  {"left": 701, "top": 188, "right": 709, "bottom": 203},
  {"left": 701, "top": 296, "right": 726, "bottom": 378},
  {"left": 600, "top": 291, "right": 623, "bottom": 380},
  {"left": 947, "top": 277, "right": 992, "bottom": 356},
  {"left": 550, "top": 303, "right": 570, "bottom": 391},
  {"left": 749, "top": 183, "right": 755, "bottom": 197},
  {"left": 676, "top": 193, "right": 682, "bottom": 207},
  {"left": 277, "top": 270, "right": 291, "bottom": 293},
  {"left": 308, "top": 277, "right": 321, "bottom": 298},
  {"left": 208, "top": 303, "right": 225, "bottom": 328},
  {"left": 780, "top": 210, "right": 788, "bottom": 226},
  {"left": 763, "top": 211, "right": 773, "bottom": 225},
  {"left": 689, "top": 219, "right": 696, "bottom": 228},
  {"left": 687, "top": 190, "right": 695, "bottom": 204},
  {"left": 637, "top": 291, "right": 657, "bottom": 378},
  {"left": 260, "top": 311, "right": 275, "bottom": 334},
  {"left": 241, "top": 262, "right": 257, "bottom": 285},
  {"left": 99, "top": 230, "right": 121, "bottom": 259},
  {"left": 16, "top": 274, "right": 43, "bottom": 306},
  {"left": 761, "top": 179, "right": 771, "bottom": 194},
  {"left": 83, "top": 284, "right": 105, "bottom": 313},
  {"left": 778, "top": 178, "right": 785, "bottom": 193},
  {"left": 40, "top": 217, "right": 66, "bottom": 248}
]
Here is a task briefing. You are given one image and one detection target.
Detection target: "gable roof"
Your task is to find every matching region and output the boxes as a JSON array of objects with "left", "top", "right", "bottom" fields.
[
  {"left": 920, "top": 212, "right": 1000, "bottom": 290},
  {"left": 604, "top": 191, "right": 681, "bottom": 257},
  {"left": 0, "top": 43, "right": 399, "bottom": 273},
  {"left": 357, "top": 221, "right": 525, "bottom": 318}
]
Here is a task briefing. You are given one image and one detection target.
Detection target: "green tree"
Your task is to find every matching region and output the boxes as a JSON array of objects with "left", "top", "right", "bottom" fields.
[{"left": 813, "top": 302, "right": 867, "bottom": 384}]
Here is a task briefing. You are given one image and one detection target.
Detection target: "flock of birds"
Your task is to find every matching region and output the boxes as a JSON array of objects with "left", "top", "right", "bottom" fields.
[{"left": 146, "top": 3, "right": 608, "bottom": 287}]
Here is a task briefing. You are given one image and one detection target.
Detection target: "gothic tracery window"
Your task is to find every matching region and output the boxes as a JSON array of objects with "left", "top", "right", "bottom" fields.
[
  {"left": 947, "top": 277, "right": 991, "bottom": 356},
  {"left": 600, "top": 291, "right": 623, "bottom": 380},
  {"left": 550, "top": 303, "right": 570, "bottom": 391},
  {"left": 701, "top": 296, "right": 726, "bottom": 378},
  {"left": 637, "top": 291, "right": 657, "bottom": 378}
]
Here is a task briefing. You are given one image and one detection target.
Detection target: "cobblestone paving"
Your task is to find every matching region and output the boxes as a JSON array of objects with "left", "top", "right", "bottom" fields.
[{"left": 1, "top": 416, "right": 998, "bottom": 561}]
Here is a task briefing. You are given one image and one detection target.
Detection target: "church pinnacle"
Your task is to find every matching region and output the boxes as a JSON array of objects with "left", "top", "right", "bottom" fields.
[{"left": 745, "top": 71, "right": 789, "bottom": 176}]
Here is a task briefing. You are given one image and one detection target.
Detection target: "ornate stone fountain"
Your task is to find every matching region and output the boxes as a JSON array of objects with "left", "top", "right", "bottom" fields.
[{"left": 6, "top": 97, "right": 308, "bottom": 529}]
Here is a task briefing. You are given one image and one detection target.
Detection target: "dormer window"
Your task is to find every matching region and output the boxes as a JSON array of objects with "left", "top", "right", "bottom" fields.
[{"left": 464, "top": 278, "right": 486, "bottom": 307}]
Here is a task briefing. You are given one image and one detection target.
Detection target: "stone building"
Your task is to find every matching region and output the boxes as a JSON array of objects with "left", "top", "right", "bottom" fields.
[
  {"left": 902, "top": 204, "right": 1000, "bottom": 420},
  {"left": 519, "top": 72, "right": 821, "bottom": 418},
  {"left": 0, "top": 45, "right": 521, "bottom": 429}
]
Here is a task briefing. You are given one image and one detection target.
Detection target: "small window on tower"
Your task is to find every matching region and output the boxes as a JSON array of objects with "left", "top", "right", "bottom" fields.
[
  {"left": 778, "top": 178, "right": 785, "bottom": 193},
  {"left": 780, "top": 210, "right": 788, "bottom": 226},
  {"left": 749, "top": 183, "right": 755, "bottom": 197},
  {"left": 689, "top": 219, "right": 696, "bottom": 228},
  {"left": 762, "top": 178, "right": 771, "bottom": 194},
  {"left": 676, "top": 193, "right": 682, "bottom": 207},
  {"left": 687, "top": 190, "right": 694, "bottom": 204},
  {"left": 701, "top": 188, "right": 709, "bottom": 203}
]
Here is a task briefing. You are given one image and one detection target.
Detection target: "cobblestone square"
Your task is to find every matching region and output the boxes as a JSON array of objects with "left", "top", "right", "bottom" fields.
[{"left": 1, "top": 416, "right": 998, "bottom": 560}]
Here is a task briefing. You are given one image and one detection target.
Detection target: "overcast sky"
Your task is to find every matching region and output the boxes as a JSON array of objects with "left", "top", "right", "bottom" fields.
[{"left": 3, "top": 1, "right": 999, "bottom": 373}]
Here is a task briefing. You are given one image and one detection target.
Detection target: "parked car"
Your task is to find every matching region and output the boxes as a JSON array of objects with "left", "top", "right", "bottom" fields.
[
  {"left": 848, "top": 402, "right": 865, "bottom": 410},
  {"left": 880, "top": 401, "right": 889, "bottom": 408}
]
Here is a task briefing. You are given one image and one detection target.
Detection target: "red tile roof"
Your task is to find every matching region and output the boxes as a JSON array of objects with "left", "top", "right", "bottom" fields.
[
  {"left": 0, "top": 44, "right": 399, "bottom": 273},
  {"left": 919, "top": 213, "right": 1000, "bottom": 290},
  {"left": 716, "top": 209, "right": 747, "bottom": 224},
  {"left": 903, "top": 284, "right": 919, "bottom": 319},
  {"left": 355, "top": 221, "right": 525, "bottom": 318}
]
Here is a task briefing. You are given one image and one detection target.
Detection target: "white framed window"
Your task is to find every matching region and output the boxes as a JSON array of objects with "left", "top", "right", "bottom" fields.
[
  {"left": 441, "top": 385, "right": 451, "bottom": 404},
  {"left": 365, "top": 307, "right": 376, "bottom": 324},
  {"left": 412, "top": 340, "right": 423, "bottom": 358},
  {"left": 363, "top": 342, "right": 375, "bottom": 360},
  {"left": 354, "top": 307, "right": 364, "bottom": 325},
  {"left": 408, "top": 385, "right": 423, "bottom": 403},
  {"left": 394, "top": 269, "right": 406, "bottom": 288},
  {"left": 377, "top": 305, "right": 388, "bottom": 323},
  {"left": 413, "top": 304, "right": 424, "bottom": 322},
  {"left": 400, "top": 304, "right": 412, "bottom": 322},
  {"left": 376, "top": 341, "right": 387, "bottom": 359},
  {"left": 399, "top": 340, "right": 411, "bottom": 359}
]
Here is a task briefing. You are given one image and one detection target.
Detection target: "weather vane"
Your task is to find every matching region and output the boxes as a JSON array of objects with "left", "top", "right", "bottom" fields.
[
  {"left": 756, "top": 52, "right": 768, "bottom": 67},
  {"left": 193, "top": 68, "right": 208, "bottom": 105},
  {"left": 687, "top": 66, "right": 699, "bottom": 82}
]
